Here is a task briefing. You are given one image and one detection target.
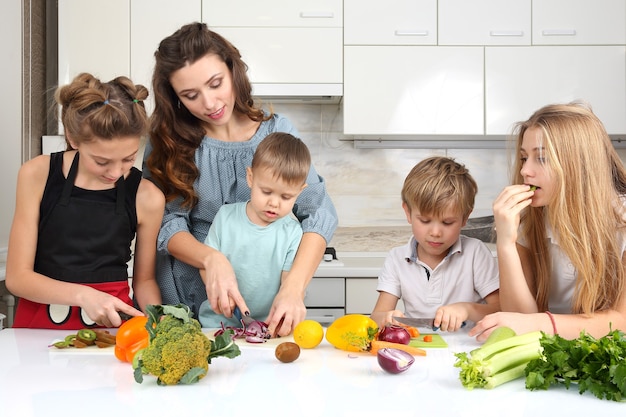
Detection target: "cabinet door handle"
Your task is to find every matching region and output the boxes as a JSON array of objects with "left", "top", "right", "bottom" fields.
[
  {"left": 394, "top": 30, "right": 429, "bottom": 37},
  {"left": 300, "top": 11, "right": 334, "bottom": 19},
  {"left": 541, "top": 29, "right": 577, "bottom": 36},
  {"left": 489, "top": 30, "right": 525, "bottom": 37},
  {"left": 307, "top": 315, "right": 339, "bottom": 324}
]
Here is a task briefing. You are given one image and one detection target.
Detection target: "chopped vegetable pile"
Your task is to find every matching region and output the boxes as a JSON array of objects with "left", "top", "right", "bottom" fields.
[
  {"left": 133, "top": 304, "right": 241, "bottom": 385},
  {"left": 214, "top": 317, "right": 271, "bottom": 343},
  {"left": 454, "top": 329, "right": 543, "bottom": 389},
  {"left": 525, "top": 328, "right": 626, "bottom": 402}
]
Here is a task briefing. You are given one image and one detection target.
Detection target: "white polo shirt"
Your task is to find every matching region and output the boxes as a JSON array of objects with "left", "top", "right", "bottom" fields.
[{"left": 377, "top": 235, "right": 499, "bottom": 318}]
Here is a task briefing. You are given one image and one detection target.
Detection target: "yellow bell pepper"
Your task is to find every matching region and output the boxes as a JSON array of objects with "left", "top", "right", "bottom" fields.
[{"left": 325, "top": 314, "right": 379, "bottom": 352}]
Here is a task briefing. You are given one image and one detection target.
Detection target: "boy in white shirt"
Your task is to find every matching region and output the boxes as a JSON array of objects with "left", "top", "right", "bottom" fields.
[{"left": 371, "top": 156, "right": 500, "bottom": 331}]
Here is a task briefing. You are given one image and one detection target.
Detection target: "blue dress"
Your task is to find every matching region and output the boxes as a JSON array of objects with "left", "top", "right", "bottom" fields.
[{"left": 143, "top": 114, "right": 338, "bottom": 317}]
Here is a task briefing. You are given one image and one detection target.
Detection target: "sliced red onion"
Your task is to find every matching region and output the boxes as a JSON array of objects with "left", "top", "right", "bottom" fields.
[
  {"left": 214, "top": 318, "right": 271, "bottom": 343},
  {"left": 377, "top": 348, "right": 415, "bottom": 374}
]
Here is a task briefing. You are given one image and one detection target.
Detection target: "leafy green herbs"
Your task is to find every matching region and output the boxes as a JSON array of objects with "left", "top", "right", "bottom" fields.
[{"left": 525, "top": 329, "right": 626, "bottom": 401}]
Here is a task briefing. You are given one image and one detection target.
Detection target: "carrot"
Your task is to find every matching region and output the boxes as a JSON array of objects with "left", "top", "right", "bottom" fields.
[
  {"left": 406, "top": 326, "right": 420, "bottom": 338},
  {"left": 423, "top": 335, "right": 433, "bottom": 342},
  {"left": 369, "top": 340, "right": 427, "bottom": 356},
  {"left": 396, "top": 323, "right": 420, "bottom": 338}
]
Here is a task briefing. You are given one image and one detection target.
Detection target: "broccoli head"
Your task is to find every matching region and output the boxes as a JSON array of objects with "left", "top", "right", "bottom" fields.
[
  {"left": 141, "top": 326, "right": 212, "bottom": 385},
  {"left": 133, "top": 304, "right": 240, "bottom": 386}
]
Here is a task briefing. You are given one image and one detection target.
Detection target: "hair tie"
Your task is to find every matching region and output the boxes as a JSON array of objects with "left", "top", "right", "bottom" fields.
[
  {"left": 133, "top": 99, "right": 139, "bottom": 103},
  {"left": 103, "top": 100, "right": 110, "bottom": 105}
]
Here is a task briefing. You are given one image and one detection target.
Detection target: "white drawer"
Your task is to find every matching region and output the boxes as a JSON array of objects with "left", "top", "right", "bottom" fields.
[
  {"left": 304, "top": 278, "right": 344, "bottom": 307},
  {"left": 305, "top": 308, "right": 345, "bottom": 326}
]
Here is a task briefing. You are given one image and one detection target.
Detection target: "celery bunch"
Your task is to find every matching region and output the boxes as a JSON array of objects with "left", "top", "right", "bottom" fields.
[{"left": 454, "top": 330, "right": 543, "bottom": 389}]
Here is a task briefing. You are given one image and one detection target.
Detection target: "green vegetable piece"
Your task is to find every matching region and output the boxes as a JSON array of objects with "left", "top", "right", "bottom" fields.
[
  {"left": 77, "top": 329, "right": 97, "bottom": 342},
  {"left": 524, "top": 328, "right": 626, "bottom": 401},
  {"left": 529, "top": 185, "right": 537, "bottom": 191},
  {"left": 471, "top": 327, "right": 516, "bottom": 356},
  {"left": 133, "top": 304, "right": 241, "bottom": 385},
  {"left": 471, "top": 331, "right": 542, "bottom": 362},
  {"left": 454, "top": 331, "right": 543, "bottom": 390}
]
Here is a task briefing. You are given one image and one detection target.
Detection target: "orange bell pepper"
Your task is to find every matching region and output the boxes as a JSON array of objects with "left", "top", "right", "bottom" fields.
[{"left": 114, "top": 316, "right": 149, "bottom": 363}]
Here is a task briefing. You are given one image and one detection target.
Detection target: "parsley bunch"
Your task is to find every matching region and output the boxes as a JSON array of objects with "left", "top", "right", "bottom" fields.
[{"left": 525, "top": 329, "right": 626, "bottom": 401}]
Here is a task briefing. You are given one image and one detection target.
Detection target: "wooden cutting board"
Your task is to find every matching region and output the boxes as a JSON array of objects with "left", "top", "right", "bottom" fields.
[{"left": 409, "top": 334, "right": 448, "bottom": 348}]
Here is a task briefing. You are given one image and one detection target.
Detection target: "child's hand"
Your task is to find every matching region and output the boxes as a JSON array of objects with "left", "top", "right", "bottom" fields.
[
  {"left": 371, "top": 310, "right": 403, "bottom": 329},
  {"left": 434, "top": 305, "right": 468, "bottom": 332},
  {"left": 81, "top": 286, "right": 143, "bottom": 328}
]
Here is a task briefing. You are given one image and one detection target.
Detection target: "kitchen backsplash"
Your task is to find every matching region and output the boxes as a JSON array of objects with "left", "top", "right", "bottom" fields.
[{"left": 268, "top": 102, "right": 510, "bottom": 229}]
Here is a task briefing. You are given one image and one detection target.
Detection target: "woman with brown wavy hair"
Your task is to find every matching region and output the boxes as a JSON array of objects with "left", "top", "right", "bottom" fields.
[
  {"left": 470, "top": 102, "right": 626, "bottom": 341},
  {"left": 143, "top": 22, "right": 337, "bottom": 336}
]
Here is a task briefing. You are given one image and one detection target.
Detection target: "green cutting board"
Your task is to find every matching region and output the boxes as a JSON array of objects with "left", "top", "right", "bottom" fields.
[{"left": 409, "top": 334, "right": 448, "bottom": 348}]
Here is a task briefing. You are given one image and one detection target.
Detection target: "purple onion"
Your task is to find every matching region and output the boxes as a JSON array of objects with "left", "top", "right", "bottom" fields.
[
  {"left": 377, "top": 348, "right": 415, "bottom": 374},
  {"left": 214, "top": 318, "right": 271, "bottom": 343},
  {"left": 378, "top": 324, "right": 411, "bottom": 345}
]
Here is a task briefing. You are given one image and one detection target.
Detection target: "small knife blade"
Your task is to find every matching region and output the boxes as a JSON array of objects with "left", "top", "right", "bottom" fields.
[
  {"left": 234, "top": 306, "right": 255, "bottom": 326},
  {"left": 393, "top": 316, "right": 467, "bottom": 331},
  {"left": 393, "top": 316, "right": 436, "bottom": 329}
]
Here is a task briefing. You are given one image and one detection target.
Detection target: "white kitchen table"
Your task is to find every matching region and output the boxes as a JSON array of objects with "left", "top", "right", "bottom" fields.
[{"left": 0, "top": 328, "right": 623, "bottom": 416}]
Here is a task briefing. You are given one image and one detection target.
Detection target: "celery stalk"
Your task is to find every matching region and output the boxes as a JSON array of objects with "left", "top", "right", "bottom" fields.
[
  {"left": 471, "top": 331, "right": 543, "bottom": 361},
  {"left": 454, "top": 330, "right": 544, "bottom": 390},
  {"left": 485, "top": 363, "right": 528, "bottom": 389},
  {"left": 481, "top": 341, "right": 542, "bottom": 377}
]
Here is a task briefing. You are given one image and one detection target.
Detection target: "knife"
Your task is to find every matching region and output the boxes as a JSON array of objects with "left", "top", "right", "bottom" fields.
[
  {"left": 393, "top": 316, "right": 466, "bottom": 331},
  {"left": 233, "top": 306, "right": 255, "bottom": 326}
]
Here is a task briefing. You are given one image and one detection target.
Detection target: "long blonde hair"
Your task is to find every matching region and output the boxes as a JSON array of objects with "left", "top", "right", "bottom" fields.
[{"left": 512, "top": 102, "right": 626, "bottom": 314}]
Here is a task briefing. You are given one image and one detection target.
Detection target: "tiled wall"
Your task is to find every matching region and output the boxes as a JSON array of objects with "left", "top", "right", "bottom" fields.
[{"left": 268, "top": 102, "right": 512, "bottom": 228}]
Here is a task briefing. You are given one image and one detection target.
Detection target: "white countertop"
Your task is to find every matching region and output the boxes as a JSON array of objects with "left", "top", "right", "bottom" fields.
[{"left": 0, "top": 328, "right": 621, "bottom": 416}]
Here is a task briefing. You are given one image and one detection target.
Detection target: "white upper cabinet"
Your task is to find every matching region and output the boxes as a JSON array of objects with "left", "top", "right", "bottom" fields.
[
  {"left": 344, "top": 0, "right": 437, "bottom": 45},
  {"left": 486, "top": 46, "right": 626, "bottom": 135},
  {"left": 439, "top": 0, "right": 531, "bottom": 45},
  {"left": 532, "top": 0, "right": 626, "bottom": 45},
  {"left": 203, "top": 0, "right": 341, "bottom": 27},
  {"left": 58, "top": 0, "right": 130, "bottom": 85},
  {"left": 344, "top": 46, "right": 484, "bottom": 135},
  {"left": 130, "top": 0, "right": 201, "bottom": 112},
  {"left": 202, "top": 0, "right": 343, "bottom": 97}
]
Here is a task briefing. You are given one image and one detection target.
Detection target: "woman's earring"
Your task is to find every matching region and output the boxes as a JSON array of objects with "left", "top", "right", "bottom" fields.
[{"left": 177, "top": 100, "right": 181, "bottom": 109}]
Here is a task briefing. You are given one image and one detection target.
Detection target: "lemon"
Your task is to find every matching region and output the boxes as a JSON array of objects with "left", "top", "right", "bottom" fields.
[{"left": 293, "top": 320, "right": 324, "bottom": 349}]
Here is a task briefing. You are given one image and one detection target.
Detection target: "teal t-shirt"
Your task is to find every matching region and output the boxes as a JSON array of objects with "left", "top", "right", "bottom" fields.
[{"left": 198, "top": 201, "right": 303, "bottom": 328}]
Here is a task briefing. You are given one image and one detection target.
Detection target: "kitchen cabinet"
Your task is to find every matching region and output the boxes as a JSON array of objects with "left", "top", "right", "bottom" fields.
[
  {"left": 343, "top": 0, "right": 626, "bottom": 138},
  {"left": 486, "top": 46, "right": 626, "bottom": 135},
  {"left": 304, "top": 278, "right": 345, "bottom": 325},
  {"left": 438, "top": 0, "right": 531, "bottom": 46},
  {"left": 532, "top": 0, "right": 626, "bottom": 45},
  {"left": 344, "top": 0, "right": 437, "bottom": 46},
  {"left": 202, "top": 0, "right": 343, "bottom": 97},
  {"left": 129, "top": 0, "right": 201, "bottom": 103},
  {"left": 344, "top": 46, "right": 484, "bottom": 135},
  {"left": 58, "top": 0, "right": 130, "bottom": 84},
  {"left": 346, "top": 278, "right": 404, "bottom": 315},
  {"left": 58, "top": 0, "right": 200, "bottom": 113}
]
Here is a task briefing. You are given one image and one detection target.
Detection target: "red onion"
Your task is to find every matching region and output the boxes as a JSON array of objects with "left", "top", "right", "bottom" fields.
[
  {"left": 378, "top": 324, "right": 411, "bottom": 345},
  {"left": 377, "top": 348, "right": 415, "bottom": 374},
  {"left": 214, "top": 319, "right": 271, "bottom": 343}
]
